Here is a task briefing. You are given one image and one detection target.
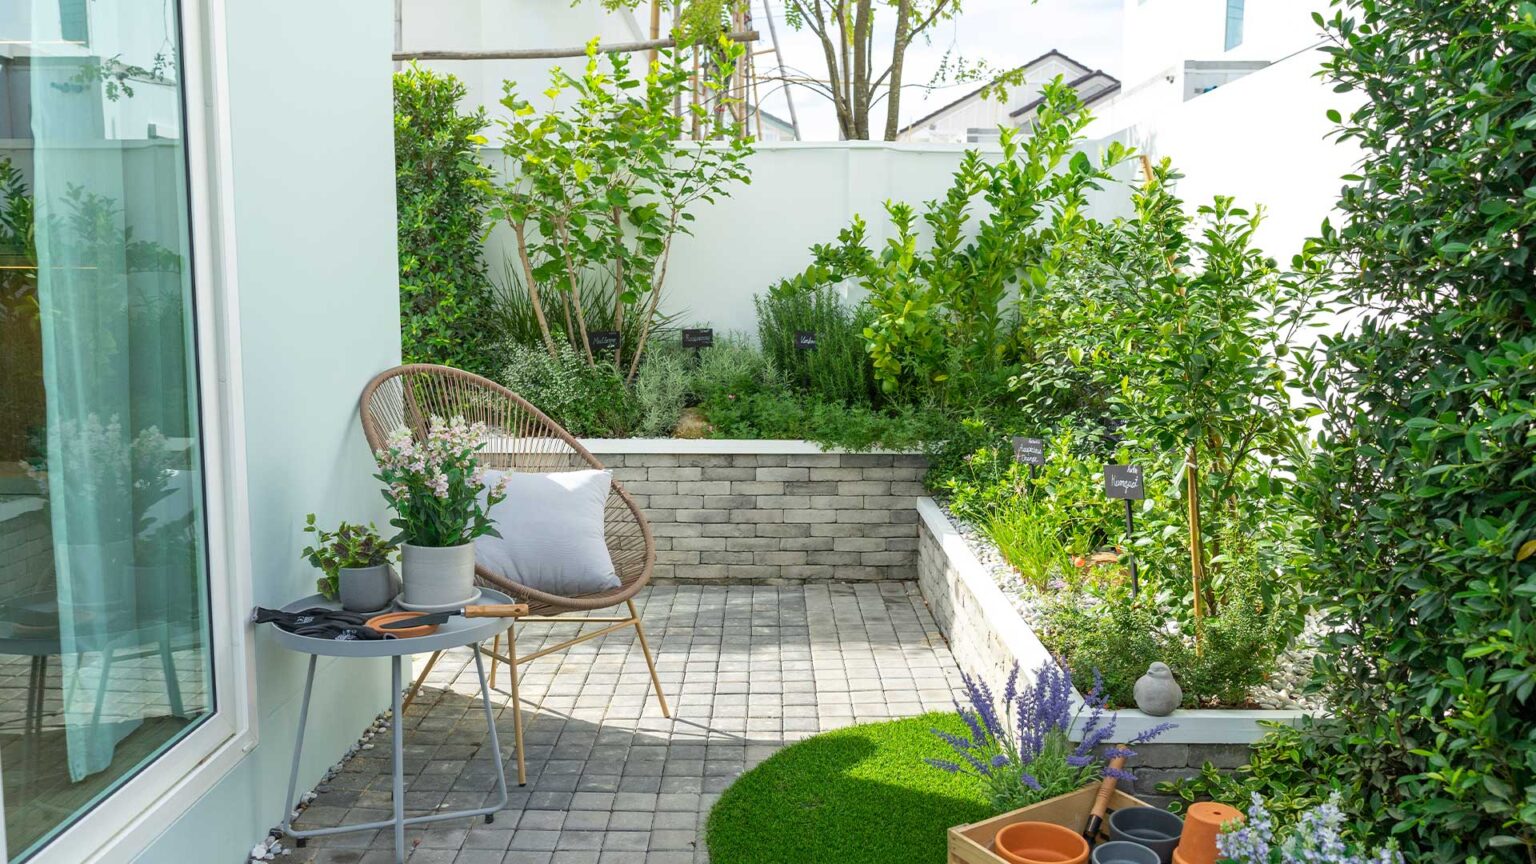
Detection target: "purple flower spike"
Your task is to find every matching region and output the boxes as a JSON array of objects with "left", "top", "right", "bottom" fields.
[
  {"left": 1019, "top": 772, "right": 1042, "bottom": 791},
  {"left": 924, "top": 758, "right": 962, "bottom": 774}
]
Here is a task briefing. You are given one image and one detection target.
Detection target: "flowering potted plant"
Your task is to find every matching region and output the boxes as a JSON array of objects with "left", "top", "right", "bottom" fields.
[
  {"left": 374, "top": 415, "right": 508, "bottom": 611},
  {"left": 1217, "top": 793, "right": 1402, "bottom": 864},
  {"left": 930, "top": 661, "right": 1175, "bottom": 863},
  {"left": 300, "top": 514, "right": 397, "bottom": 611}
]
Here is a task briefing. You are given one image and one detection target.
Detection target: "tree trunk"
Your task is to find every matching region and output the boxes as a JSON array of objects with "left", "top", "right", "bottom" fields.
[
  {"left": 883, "top": 0, "right": 912, "bottom": 141},
  {"left": 511, "top": 221, "right": 559, "bottom": 360},
  {"left": 554, "top": 219, "right": 595, "bottom": 366},
  {"left": 851, "top": 0, "right": 871, "bottom": 139},
  {"left": 612, "top": 207, "right": 625, "bottom": 369}
]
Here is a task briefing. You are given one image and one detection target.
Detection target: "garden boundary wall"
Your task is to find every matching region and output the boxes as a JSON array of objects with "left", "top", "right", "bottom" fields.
[{"left": 582, "top": 439, "right": 927, "bottom": 582}]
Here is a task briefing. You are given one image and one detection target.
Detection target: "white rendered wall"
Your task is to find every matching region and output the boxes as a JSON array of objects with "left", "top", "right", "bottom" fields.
[{"left": 134, "top": 0, "right": 401, "bottom": 860}]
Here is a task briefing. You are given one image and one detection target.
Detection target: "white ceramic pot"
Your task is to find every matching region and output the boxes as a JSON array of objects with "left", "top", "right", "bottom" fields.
[{"left": 398, "top": 543, "right": 477, "bottom": 612}]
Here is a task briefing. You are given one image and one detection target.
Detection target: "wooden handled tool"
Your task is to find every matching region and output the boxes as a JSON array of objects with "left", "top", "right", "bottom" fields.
[
  {"left": 377, "top": 603, "right": 529, "bottom": 629},
  {"left": 1082, "top": 755, "right": 1128, "bottom": 844}
]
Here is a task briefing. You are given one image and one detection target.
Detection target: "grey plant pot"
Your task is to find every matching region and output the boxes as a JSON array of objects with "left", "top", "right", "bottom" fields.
[
  {"left": 338, "top": 563, "right": 398, "bottom": 613},
  {"left": 399, "top": 542, "right": 478, "bottom": 612}
]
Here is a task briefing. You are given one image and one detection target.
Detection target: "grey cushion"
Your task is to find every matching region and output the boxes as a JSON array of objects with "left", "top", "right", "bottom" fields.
[{"left": 475, "top": 469, "right": 619, "bottom": 596}]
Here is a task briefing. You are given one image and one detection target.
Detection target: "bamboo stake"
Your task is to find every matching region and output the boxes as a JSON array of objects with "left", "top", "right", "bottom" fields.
[
  {"left": 1187, "top": 444, "right": 1206, "bottom": 653},
  {"left": 394, "top": 31, "right": 758, "bottom": 62}
]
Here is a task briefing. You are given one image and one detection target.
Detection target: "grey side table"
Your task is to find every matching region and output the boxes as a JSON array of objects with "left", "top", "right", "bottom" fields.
[{"left": 271, "top": 588, "right": 522, "bottom": 864}]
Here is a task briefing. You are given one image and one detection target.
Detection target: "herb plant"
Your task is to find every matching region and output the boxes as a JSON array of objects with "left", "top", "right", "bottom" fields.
[
  {"left": 924, "top": 661, "right": 1172, "bottom": 813},
  {"left": 301, "top": 514, "right": 395, "bottom": 601}
]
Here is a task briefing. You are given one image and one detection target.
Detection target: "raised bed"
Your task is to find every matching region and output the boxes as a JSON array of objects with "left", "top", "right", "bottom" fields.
[{"left": 914, "top": 496, "right": 1307, "bottom": 791}]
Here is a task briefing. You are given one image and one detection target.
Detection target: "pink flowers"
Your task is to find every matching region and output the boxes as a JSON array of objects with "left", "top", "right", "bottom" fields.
[{"left": 373, "top": 416, "right": 506, "bottom": 547}]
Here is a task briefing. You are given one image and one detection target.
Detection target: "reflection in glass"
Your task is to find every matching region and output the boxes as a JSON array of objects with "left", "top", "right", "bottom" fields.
[{"left": 0, "top": 0, "right": 212, "bottom": 858}]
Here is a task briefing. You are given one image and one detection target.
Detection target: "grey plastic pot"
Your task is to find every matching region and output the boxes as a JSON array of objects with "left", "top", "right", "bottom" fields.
[
  {"left": 399, "top": 542, "right": 477, "bottom": 612},
  {"left": 1092, "top": 840, "right": 1161, "bottom": 864},
  {"left": 1107, "top": 807, "right": 1183, "bottom": 864},
  {"left": 337, "top": 564, "right": 398, "bottom": 613}
]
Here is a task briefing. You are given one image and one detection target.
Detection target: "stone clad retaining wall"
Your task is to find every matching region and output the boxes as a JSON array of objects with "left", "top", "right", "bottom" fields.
[{"left": 582, "top": 440, "right": 928, "bottom": 582}]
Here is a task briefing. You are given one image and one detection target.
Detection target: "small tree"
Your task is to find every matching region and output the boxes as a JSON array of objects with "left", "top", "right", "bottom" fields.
[
  {"left": 492, "top": 38, "right": 753, "bottom": 380},
  {"left": 393, "top": 65, "right": 498, "bottom": 377}
]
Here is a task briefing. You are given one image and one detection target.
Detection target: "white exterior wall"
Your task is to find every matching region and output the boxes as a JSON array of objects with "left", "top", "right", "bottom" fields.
[
  {"left": 400, "top": 0, "right": 642, "bottom": 126},
  {"left": 482, "top": 139, "right": 1135, "bottom": 336},
  {"left": 134, "top": 0, "right": 402, "bottom": 860}
]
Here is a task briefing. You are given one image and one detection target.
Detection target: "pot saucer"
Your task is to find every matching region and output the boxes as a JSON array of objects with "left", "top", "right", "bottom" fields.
[{"left": 395, "top": 589, "right": 480, "bottom": 613}]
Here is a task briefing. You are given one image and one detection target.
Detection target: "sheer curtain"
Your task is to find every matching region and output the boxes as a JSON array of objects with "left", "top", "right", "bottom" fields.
[{"left": 28, "top": 0, "right": 207, "bottom": 784}]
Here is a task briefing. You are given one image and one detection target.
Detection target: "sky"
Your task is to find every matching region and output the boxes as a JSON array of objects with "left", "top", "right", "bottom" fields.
[{"left": 754, "top": 0, "right": 1125, "bottom": 140}]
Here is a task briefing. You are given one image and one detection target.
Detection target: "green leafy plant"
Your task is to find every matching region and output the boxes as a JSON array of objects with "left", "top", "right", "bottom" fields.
[
  {"left": 393, "top": 65, "right": 498, "bottom": 377},
  {"left": 373, "top": 416, "right": 508, "bottom": 547},
  {"left": 492, "top": 38, "right": 752, "bottom": 378},
  {"left": 499, "top": 342, "right": 639, "bottom": 438},
  {"left": 300, "top": 514, "right": 396, "bottom": 600},
  {"left": 755, "top": 282, "right": 875, "bottom": 406},
  {"left": 633, "top": 344, "right": 692, "bottom": 437},
  {"left": 1260, "top": 1, "right": 1536, "bottom": 859}
]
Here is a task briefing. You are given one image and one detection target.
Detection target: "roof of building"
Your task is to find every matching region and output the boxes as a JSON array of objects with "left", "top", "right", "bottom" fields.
[
  {"left": 896, "top": 49, "right": 1100, "bottom": 136},
  {"left": 1008, "top": 69, "right": 1123, "bottom": 119}
]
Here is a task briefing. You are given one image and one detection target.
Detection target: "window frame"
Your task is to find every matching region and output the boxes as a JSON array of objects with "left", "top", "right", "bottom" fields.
[{"left": 15, "top": 0, "right": 258, "bottom": 859}]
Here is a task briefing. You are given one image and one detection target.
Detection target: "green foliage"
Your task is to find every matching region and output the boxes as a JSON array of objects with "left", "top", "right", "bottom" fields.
[
  {"left": 755, "top": 282, "right": 875, "bottom": 406},
  {"left": 499, "top": 342, "right": 639, "bottom": 438},
  {"left": 799, "top": 81, "right": 1129, "bottom": 402},
  {"left": 1265, "top": 1, "right": 1536, "bottom": 859},
  {"left": 300, "top": 514, "right": 395, "bottom": 601},
  {"left": 492, "top": 38, "right": 752, "bottom": 376},
  {"left": 706, "top": 712, "right": 992, "bottom": 864},
  {"left": 393, "top": 65, "right": 498, "bottom": 377},
  {"left": 1040, "top": 574, "right": 1287, "bottom": 709},
  {"left": 633, "top": 344, "right": 692, "bottom": 437},
  {"left": 489, "top": 257, "right": 681, "bottom": 360}
]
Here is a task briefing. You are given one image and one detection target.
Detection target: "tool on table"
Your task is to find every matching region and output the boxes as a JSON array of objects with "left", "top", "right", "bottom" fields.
[
  {"left": 1082, "top": 754, "right": 1129, "bottom": 844},
  {"left": 376, "top": 603, "right": 529, "bottom": 630}
]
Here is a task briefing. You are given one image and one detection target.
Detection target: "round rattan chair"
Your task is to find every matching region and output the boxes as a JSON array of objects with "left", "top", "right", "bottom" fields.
[{"left": 359, "top": 363, "right": 669, "bottom": 785}]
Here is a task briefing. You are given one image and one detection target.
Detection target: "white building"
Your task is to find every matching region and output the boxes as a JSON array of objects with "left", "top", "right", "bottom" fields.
[
  {"left": 897, "top": 50, "right": 1121, "bottom": 144},
  {"left": 1089, "top": 0, "right": 1326, "bottom": 136}
]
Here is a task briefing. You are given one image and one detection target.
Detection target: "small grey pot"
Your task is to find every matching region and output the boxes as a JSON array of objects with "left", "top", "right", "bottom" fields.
[
  {"left": 338, "top": 564, "right": 398, "bottom": 613},
  {"left": 1133, "top": 661, "right": 1183, "bottom": 717}
]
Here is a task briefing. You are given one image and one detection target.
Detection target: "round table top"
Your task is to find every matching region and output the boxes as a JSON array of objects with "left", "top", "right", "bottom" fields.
[{"left": 270, "top": 588, "right": 515, "bottom": 658}]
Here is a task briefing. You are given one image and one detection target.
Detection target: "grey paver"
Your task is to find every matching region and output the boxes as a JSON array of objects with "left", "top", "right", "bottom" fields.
[{"left": 289, "top": 583, "right": 964, "bottom": 864}]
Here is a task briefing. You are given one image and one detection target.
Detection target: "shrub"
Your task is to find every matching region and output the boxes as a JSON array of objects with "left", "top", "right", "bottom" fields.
[
  {"left": 633, "top": 345, "right": 691, "bottom": 437},
  {"left": 393, "top": 65, "right": 498, "bottom": 377},
  {"left": 1270, "top": 1, "right": 1536, "bottom": 857},
  {"left": 499, "top": 342, "right": 637, "bottom": 438},
  {"left": 755, "top": 283, "right": 874, "bottom": 406}
]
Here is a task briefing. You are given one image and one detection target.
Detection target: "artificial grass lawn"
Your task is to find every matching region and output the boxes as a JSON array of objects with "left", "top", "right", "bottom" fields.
[{"left": 706, "top": 712, "right": 993, "bottom": 864}]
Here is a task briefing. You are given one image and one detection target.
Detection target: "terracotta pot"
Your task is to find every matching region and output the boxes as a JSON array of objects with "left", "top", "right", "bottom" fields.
[
  {"left": 993, "top": 821, "right": 1090, "bottom": 864},
  {"left": 1171, "top": 802, "right": 1244, "bottom": 864}
]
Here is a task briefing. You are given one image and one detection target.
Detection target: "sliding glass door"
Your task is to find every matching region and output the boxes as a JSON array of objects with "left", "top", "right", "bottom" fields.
[{"left": 0, "top": 0, "right": 213, "bottom": 858}]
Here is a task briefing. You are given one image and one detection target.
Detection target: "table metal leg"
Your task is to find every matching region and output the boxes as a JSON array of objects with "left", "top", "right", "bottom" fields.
[
  {"left": 280, "top": 655, "right": 318, "bottom": 842},
  {"left": 391, "top": 656, "right": 406, "bottom": 862},
  {"left": 472, "top": 646, "right": 509, "bottom": 818},
  {"left": 282, "top": 646, "right": 510, "bottom": 858}
]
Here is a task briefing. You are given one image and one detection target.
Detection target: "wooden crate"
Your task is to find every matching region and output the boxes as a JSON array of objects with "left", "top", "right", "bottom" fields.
[{"left": 948, "top": 785, "right": 1152, "bottom": 864}]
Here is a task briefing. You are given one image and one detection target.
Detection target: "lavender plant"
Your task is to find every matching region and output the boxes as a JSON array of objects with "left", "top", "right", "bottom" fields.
[
  {"left": 924, "top": 661, "right": 1174, "bottom": 813},
  {"left": 1217, "top": 792, "right": 1401, "bottom": 864}
]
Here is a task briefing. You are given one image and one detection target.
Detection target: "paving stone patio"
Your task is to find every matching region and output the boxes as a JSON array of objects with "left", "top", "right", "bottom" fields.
[{"left": 287, "top": 581, "right": 967, "bottom": 864}]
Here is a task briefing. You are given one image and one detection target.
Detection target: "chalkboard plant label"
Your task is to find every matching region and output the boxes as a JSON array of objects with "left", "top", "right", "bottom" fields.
[
  {"left": 588, "top": 330, "right": 620, "bottom": 351},
  {"left": 794, "top": 330, "right": 818, "bottom": 351},
  {"left": 1011, "top": 437, "right": 1046, "bottom": 466},
  {"left": 682, "top": 328, "right": 714, "bottom": 349},
  {"left": 1104, "top": 464, "right": 1145, "bottom": 499}
]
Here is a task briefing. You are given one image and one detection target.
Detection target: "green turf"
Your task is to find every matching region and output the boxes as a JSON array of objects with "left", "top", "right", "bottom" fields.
[{"left": 706, "top": 712, "right": 994, "bottom": 864}]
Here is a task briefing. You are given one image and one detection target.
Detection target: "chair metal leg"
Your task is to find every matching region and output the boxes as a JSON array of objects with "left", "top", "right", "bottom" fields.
[
  {"left": 627, "top": 599, "right": 670, "bottom": 719},
  {"left": 400, "top": 650, "right": 442, "bottom": 715},
  {"left": 504, "top": 621, "right": 526, "bottom": 786}
]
